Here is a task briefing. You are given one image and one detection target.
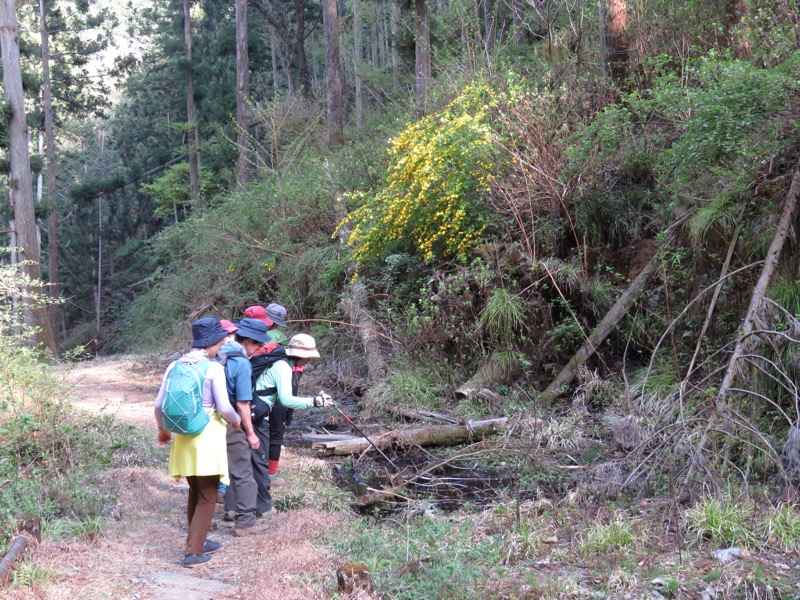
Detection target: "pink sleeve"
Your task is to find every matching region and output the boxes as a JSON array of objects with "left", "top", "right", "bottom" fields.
[{"left": 208, "top": 363, "right": 240, "bottom": 425}]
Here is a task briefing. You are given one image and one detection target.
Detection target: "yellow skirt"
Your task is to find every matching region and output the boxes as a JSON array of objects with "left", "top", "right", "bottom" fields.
[{"left": 167, "top": 409, "right": 230, "bottom": 485}]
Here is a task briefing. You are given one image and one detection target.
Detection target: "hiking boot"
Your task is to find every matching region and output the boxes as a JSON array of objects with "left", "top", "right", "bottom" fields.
[
  {"left": 269, "top": 475, "right": 286, "bottom": 488},
  {"left": 183, "top": 553, "right": 212, "bottom": 568},
  {"left": 222, "top": 510, "right": 235, "bottom": 522},
  {"left": 203, "top": 540, "right": 222, "bottom": 554},
  {"left": 234, "top": 523, "right": 269, "bottom": 537}
]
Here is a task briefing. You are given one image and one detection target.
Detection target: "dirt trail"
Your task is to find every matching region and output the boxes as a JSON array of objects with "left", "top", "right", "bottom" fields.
[{"left": 6, "top": 357, "right": 339, "bottom": 600}]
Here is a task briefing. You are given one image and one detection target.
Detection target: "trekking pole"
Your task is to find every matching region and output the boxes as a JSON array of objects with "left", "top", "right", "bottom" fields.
[{"left": 331, "top": 401, "right": 399, "bottom": 470}]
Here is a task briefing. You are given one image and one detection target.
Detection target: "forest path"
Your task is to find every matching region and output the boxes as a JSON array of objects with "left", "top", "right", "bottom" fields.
[{"left": 6, "top": 357, "right": 337, "bottom": 600}]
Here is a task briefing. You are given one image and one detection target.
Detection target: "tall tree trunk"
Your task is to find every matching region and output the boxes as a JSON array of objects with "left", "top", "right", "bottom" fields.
[
  {"left": 322, "top": 0, "right": 344, "bottom": 148},
  {"left": 95, "top": 196, "right": 102, "bottom": 338},
  {"left": 183, "top": 0, "right": 200, "bottom": 203},
  {"left": 39, "top": 0, "right": 60, "bottom": 350},
  {"left": 390, "top": 1, "right": 400, "bottom": 89},
  {"left": 271, "top": 29, "right": 279, "bottom": 94},
  {"left": 294, "top": 0, "right": 312, "bottom": 96},
  {"left": 235, "top": 0, "right": 250, "bottom": 185},
  {"left": 369, "top": 8, "right": 380, "bottom": 68},
  {"left": 353, "top": 0, "right": 364, "bottom": 126},
  {"left": 604, "top": 0, "right": 628, "bottom": 81},
  {"left": 1, "top": 0, "right": 56, "bottom": 352},
  {"left": 484, "top": 0, "right": 496, "bottom": 52},
  {"left": 414, "top": 0, "right": 431, "bottom": 106}
]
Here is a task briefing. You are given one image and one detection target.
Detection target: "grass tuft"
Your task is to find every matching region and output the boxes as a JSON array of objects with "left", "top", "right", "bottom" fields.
[
  {"left": 579, "top": 515, "right": 638, "bottom": 555},
  {"left": 684, "top": 495, "right": 755, "bottom": 547},
  {"left": 759, "top": 503, "right": 800, "bottom": 552}
]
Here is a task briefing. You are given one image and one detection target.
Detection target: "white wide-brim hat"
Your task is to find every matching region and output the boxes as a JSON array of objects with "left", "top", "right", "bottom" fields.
[{"left": 286, "top": 333, "right": 320, "bottom": 358}]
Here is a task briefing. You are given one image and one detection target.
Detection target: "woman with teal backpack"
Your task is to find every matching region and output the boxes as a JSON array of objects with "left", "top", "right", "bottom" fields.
[{"left": 154, "top": 317, "right": 241, "bottom": 568}]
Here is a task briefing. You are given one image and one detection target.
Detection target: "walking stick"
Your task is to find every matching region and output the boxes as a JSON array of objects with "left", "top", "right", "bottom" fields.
[{"left": 332, "top": 401, "right": 399, "bottom": 470}]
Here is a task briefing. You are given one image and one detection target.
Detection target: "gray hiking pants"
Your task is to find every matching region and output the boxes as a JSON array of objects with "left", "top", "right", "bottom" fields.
[{"left": 224, "top": 423, "right": 259, "bottom": 528}]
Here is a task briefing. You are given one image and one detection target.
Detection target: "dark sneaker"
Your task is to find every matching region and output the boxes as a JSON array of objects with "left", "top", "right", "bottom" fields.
[
  {"left": 203, "top": 540, "right": 222, "bottom": 554},
  {"left": 269, "top": 475, "right": 286, "bottom": 488},
  {"left": 183, "top": 553, "right": 212, "bottom": 568},
  {"left": 222, "top": 511, "right": 235, "bottom": 522},
  {"left": 234, "top": 523, "right": 269, "bottom": 537}
]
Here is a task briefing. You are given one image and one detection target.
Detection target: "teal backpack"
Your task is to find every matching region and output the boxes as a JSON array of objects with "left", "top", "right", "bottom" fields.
[{"left": 162, "top": 360, "right": 211, "bottom": 435}]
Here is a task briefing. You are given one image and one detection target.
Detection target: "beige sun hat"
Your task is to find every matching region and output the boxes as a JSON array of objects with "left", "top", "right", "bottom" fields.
[{"left": 286, "top": 333, "right": 320, "bottom": 359}]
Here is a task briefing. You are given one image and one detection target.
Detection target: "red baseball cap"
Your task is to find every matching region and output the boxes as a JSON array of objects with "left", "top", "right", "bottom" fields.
[
  {"left": 220, "top": 319, "right": 239, "bottom": 333},
  {"left": 244, "top": 305, "right": 274, "bottom": 327}
]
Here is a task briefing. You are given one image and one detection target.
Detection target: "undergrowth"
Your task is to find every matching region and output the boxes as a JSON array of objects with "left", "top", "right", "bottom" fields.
[{"left": 0, "top": 348, "right": 160, "bottom": 551}]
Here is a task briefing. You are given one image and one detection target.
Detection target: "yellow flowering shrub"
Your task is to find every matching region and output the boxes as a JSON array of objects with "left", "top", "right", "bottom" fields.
[{"left": 341, "top": 84, "right": 498, "bottom": 264}]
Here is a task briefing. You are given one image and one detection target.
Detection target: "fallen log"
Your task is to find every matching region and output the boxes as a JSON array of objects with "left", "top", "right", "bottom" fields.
[
  {"left": 300, "top": 433, "right": 362, "bottom": 443},
  {"left": 312, "top": 417, "right": 541, "bottom": 456},
  {"left": 456, "top": 353, "right": 521, "bottom": 399},
  {"left": 537, "top": 250, "right": 660, "bottom": 403},
  {"left": 384, "top": 405, "right": 459, "bottom": 424},
  {"left": 686, "top": 159, "right": 800, "bottom": 487},
  {"left": 0, "top": 515, "right": 41, "bottom": 582}
]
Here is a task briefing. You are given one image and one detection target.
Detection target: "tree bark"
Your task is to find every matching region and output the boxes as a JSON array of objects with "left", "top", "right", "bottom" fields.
[
  {"left": 39, "top": 0, "right": 60, "bottom": 350},
  {"left": 685, "top": 161, "right": 800, "bottom": 487},
  {"left": 414, "top": 0, "right": 431, "bottom": 105},
  {"left": 716, "top": 162, "right": 800, "bottom": 409},
  {"left": 538, "top": 250, "right": 660, "bottom": 403},
  {"left": 340, "top": 279, "right": 387, "bottom": 382},
  {"left": 369, "top": 8, "right": 380, "bottom": 68},
  {"left": 183, "top": 0, "right": 200, "bottom": 203},
  {"left": 390, "top": 2, "right": 400, "bottom": 89},
  {"left": 311, "top": 417, "right": 542, "bottom": 456},
  {"left": 383, "top": 405, "right": 459, "bottom": 424},
  {"left": 322, "top": 0, "right": 345, "bottom": 147},
  {"left": 235, "top": 0, "right": 250, "bottom": 185},
  {"left": 456, "top": 352, "right": 522, "bottom": 399},
  {"left": 604, "top": 0, "right": 628, "bottom": 81},
  {"left": 294, "top": 0, "right": 312, "bottom": 96},
  {"left": 271, "top": 29, "right": 279, "bottom": 94},
  {"left": 2, "top": 0, "right": 56, "bottom": 352},
  {"left": 353, "top": 0, "right": 364, "bottom": 126}
]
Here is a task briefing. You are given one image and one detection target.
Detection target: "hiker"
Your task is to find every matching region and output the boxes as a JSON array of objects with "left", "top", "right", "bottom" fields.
[
  {"left": 243, "top": 305, "right": 277, "bottom": 345},
  {"left": 244, "top": 303, "right": 289, "bottom": 347},
  {"left": 254, "top": 333, "right": 334, "bottom": 491},
  {"left": 216, "top": 318, "right": 274, "bottom": 535},
  {"left": 153, "top": 317, "right": 241, "bottom": 568},
  {"left": 265, "top": 302, "right": 289, "bottom": 346},
  {"left": 215, "top": 320, "right": 238, "bottom": 504}
]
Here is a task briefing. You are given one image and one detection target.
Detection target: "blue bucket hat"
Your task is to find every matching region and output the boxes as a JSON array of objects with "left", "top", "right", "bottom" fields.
[
  {"left": 190, "top": 317, "right": 228, "bottom": 348},
  {"left": 234, "top": 317, "right": 271, "bottom": 345}
]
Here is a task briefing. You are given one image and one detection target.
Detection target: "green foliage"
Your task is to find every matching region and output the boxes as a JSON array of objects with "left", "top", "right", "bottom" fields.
[
  {"left": 330, "top": 512, "right": 504, "bottom": 599},
  {"left": 656, "top": 58, "right": 792, "bottom": 182},
  {"left": 140, "top": 162, "right": 221, "bottom": 219},
  {"left": 685, "top": 495, "right": 756, "bottom": 547},
  {"left": 341, "top": 84, "right": 500, "bottom": 264}
]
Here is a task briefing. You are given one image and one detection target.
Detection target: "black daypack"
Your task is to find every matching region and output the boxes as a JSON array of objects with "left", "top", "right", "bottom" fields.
[{"left": 249, "top": 346, "right": 290, "bottom": 424}]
